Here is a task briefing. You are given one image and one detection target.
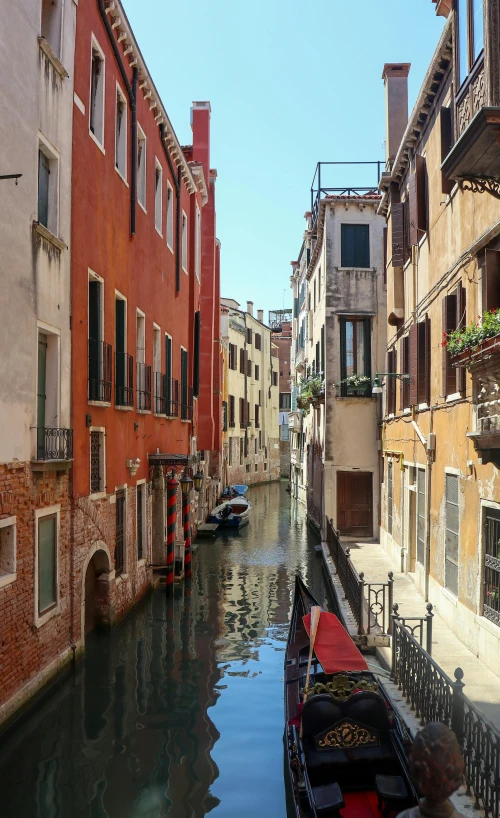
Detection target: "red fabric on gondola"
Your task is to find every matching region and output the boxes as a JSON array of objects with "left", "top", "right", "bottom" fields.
[{"left": 302, "top": 611, "right": 368, "bottom": 673}]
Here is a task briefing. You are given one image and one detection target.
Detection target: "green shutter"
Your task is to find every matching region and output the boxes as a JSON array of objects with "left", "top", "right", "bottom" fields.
[
  {"left": 39, "top": 516, "right": 56, "bottom": 613},
  {"left": 38, "top": 151, "right": 50, "bottom": 228}
]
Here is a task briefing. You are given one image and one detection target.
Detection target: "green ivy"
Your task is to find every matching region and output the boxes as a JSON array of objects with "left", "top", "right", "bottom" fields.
[{"left": 445, "top": 309, "right": 500, "bottom": 356}]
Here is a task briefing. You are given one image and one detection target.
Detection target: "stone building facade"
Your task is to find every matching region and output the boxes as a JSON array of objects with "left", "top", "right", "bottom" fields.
[
  {"left": 221, "top": 300, "right": 280, "bottom": 487},
  {"left": 379, "top": 0, "right": 500, "bottom": 675},
  {"left": 270, "top": 311, "right": 292, "bottom": 477}
]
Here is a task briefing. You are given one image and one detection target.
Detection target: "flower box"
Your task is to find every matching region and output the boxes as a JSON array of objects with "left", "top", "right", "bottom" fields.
[{"left": 451, "top": 334, "right": 500, "bottom": 367}]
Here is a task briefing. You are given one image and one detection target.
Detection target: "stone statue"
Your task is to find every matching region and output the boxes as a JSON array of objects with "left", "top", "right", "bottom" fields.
[{"left": 397, "top": 723, "right": 466, "bottom": 818}]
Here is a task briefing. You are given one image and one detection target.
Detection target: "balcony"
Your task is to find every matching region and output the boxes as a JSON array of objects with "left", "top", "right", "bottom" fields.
[
  {"left": 115, "top": 352, "right": 134, "bottom": 407},
  {"left": 456, "top": 338, "right": 500, "bottom": 465},
  {"left": 88, "top": 339, "right": 112, "bottom": 403},
  {"left": 155, "top": 374, "right": 179, "bottom": 417},
  {"left": 309, "top": 160, "right": 383, "bottom": 228},
  {"left": 442, "top": 106, "right": 500, "bottom": 199},
  {"left": 181, "top": 386, "right": 193, "bottom": 421},
  {"left": 32, "top": 427, "right": 73, "bottom": 471},
  {"left": 137, "top": 362, "right": 152, "bottom": 411}
]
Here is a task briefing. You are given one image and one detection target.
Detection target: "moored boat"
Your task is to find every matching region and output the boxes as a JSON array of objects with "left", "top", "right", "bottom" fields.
[
  {"left": 208, "top": 497, "right": 252, "bottom": 528},
  {"left": 285, "top": 576, "right": 417, "bottom": 818}
]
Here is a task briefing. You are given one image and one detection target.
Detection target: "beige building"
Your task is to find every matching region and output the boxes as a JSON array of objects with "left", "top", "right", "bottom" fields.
[
  {"left": 221, "top": 299, "right": 280, "bottom": 487},
  {"left": 378, "top": 0, "right": 500, "bottom": 676},
  {"left": 290, "top": 172, "right": 386, "bottom": 538}
]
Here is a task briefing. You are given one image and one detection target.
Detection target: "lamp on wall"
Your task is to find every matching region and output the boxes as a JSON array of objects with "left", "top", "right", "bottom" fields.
[
  {"left": 179, "top": 470, "right": 193, "bottom": 497},
  {"left": 193, "top": 469, "right": 204, "bottom": 492},
  {"left": 372, "top": 373, "right": 412, "bottom": 394}
]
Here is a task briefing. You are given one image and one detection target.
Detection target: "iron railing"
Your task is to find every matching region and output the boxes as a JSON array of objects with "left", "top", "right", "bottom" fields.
[
  {"left": 325, "top": 518, "right": 393, "bottom": 635},
  {"left": 181, "top": 386, "right": 193, "bottom": 421},
  {"left": 154, "top": 374, "right": 179, "bottom": 417},
  {"left": 115, "top": 352, "right": 134, "bottom": 407},
  {"left": 391, "top": 620, "right": 500, "bottom": 818},
  {"left": 136, "top": 362, "right": 152, "bottom": 411},
  {"left": 392, "top": 602, "right": 434, "bottom": 654},
  {"left": 310, "top": 161, "right": 383, "bottom": 227},
  {"left": 35, "top": 427, "right": 73, "bottom": 460},
  {"left": 167, "top": 378, "right": 179, "bottom": 417},
  {"left": 88, "top": 339, "right": 112, "bottom": 402}
]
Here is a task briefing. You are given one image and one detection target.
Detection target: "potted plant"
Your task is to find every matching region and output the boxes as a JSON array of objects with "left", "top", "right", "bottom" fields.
[
  {"left": 336, "top": 374, "right": 371, "bottom": 395},
  {"left": 445, "top": 309, "right": 500, "bottom": 366}
]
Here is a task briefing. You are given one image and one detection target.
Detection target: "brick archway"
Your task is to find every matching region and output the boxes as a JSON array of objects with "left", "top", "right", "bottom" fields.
[{"left": 80, "top": 542, "right": 114, "bottom": 642}]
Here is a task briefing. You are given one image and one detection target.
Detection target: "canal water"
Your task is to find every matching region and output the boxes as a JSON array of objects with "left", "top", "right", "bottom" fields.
[{"left": 0, "top": 482, "right": 333, "bottom": 818}]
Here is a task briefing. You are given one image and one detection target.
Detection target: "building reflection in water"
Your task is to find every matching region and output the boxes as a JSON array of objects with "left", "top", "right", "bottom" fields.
[{"left": 0, "top": 483, "right": 329, "bottom": 818}]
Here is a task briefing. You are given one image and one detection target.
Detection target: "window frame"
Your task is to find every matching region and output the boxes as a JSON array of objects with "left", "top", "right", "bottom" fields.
[
  {"left": 340, "top": 223, "right": 370, "bottom": 269},
  {"left": 114, "top": 487, "right": 127, "bottom": 576},
  {"left": 89, "top": 426, "right": 106, "bottom": 498},
  {"left": 137, "top": 123, "right": 147, "bottom": 212},
  {"left": 37, "top": 134, "right": 60, "bottom": 236},
  {"left": 136, "top": 479, "right": 147, "bottom": 564},
  {"left": 0, "top": 515, "right": 17, "bottom": 590},
  {"left": 34, "top": 504, "right": 60, "bottom": 627},
  {"left": 456, "top": 0, "right": 484, "bottom": 90},
  {"left": 195, "top": 204, "right": 201, "bottom": 281},
  {"left": 339, "top": 316, "right": 372, "bottom": 397},
  {"left": 444, "top": 470, "right": 460, "bottom": 596},
  {"left": 166, "top": 181, "right": 174, "bottom": 252},
  {"left": 182, "top": 210, "right": 188, "bottom": 273},
  {"left": 154, "top": 158, "right": 163, "bottom": 236},
  {"left": 89, "top": 35, "right": 105, "bottom": 151},
  {"left": 115, "top": 82, "right": 128, "bottom": 182}
]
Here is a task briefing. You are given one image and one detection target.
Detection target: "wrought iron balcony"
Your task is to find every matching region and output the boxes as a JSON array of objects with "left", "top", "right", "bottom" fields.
[
  {"left": 181, "top": 386, "right": 193, "bottom": 421},
  {"left": 115, "top": 352, "right": 134, "bottom": 407},
  {"left": 35, "top": 427, "right": 73, "bottom": 461},
  {"left": 136, "top": 362, "right": 152, "bottom": 411},
  {"left": 442, "top": 106, "right": 500, "bottom": 199},
  {"left": 167, "top": 378, "right": 179, "bottom": 417},
  {"left": 88, "top": 339, "right": 112, "bottom": 402},
  {"left": 310, "top": 160, "right": 383, "bottom": 228}
]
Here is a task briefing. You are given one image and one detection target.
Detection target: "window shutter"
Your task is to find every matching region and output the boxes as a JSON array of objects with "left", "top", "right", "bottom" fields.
[
  {"left": 294, "top": 297, "right": 298, "bottom": 318},
  {"left": 363, "top": 318, "right": 372, "bottom": 380},
  {"left": 442, "top": 295, "right": 457, "bottom": 396},
  {"left": 481, "top": 249, "right": 500, "bottom": 312},
  {"left": 383, "top": 226, "right": 387, "bottom": 286},
  {"left": 409, "top": 323, "right": 418, "bottom": 406},
  {"left": 415, "top": 154, "right": 427, "bottom": 234},
  {"left": 408, "top": 173, "right": 418, "bottom": 247},
  {"left": 424, "top": 315, "right": 431, "bottom": 405},
  {"left": 440, "top": 107, "right": 454, "bottom": 195},
  {"left": 193, "top": 311, "right": 200, "bottom": 397},
  {"left": 339, "top": 317, "right": 347, "bottom": 397},
  {"left": 391, "top": 203, "right": 405, "bottom": 267},
  {"left": 399, "top": 337, "right": 405, "bottom": 409},
  {"left": 456, "top": 282, "right": 466, "bottom": 394}
]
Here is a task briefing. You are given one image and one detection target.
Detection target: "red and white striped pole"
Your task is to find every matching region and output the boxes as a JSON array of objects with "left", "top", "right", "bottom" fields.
[
  {"left": 166, "top": 474, "right": 178, "bottom": 595},
  {"left": 182, "top": 491, "right": 192, "bottom": 579}
]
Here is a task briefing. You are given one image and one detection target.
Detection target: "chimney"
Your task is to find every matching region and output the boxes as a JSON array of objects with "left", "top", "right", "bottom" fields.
[
  {"left": 191, "top": 101, "right": 211, "bottom": 186},
  {"left": 247, "top": 301, "right": 253, "bottom": 316},
  {"left": 382, "top": 64, "right": 411, "bottom": 165},
  {"left": 257, "top": 309, "right": 264, "bottom": 323}
]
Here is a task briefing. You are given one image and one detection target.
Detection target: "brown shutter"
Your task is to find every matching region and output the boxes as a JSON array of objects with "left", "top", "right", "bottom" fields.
[
  {"left": 408, "top": 172, "right": 418, "bottom": 247},
  {"left": 392, "top": 348, "right": 397, "bottom": 415},
  {"left": 481, "top": 249, "right": 500, "bottom": 312},
  {"left": 440, "top": 107, "right": 454, "bottom": 195},
  {"left": 387, "top": 349, "right": 396, "bottom": 415},
  {"left": 456, "top": 282, "right": 466, "bottom": 394},
  {"left": 442, "top": 295, "right": 457, "bottom": 396},
  {"left": 399, "top": 337, "right": 405, "bottom": 409},
  {"left": 391, "top": 203, "right": 405, "bottom": 267},
  {"left": 409, "top": 323, "right": 418, "bottom": 406},
  {"left": 383, "top": 226, "right": 388, "bottom": 286},
  {"left": 424, "top": 315, "right": 431, "bottom": 405},
  {"left": 415, "top": 154, "right": 427, "bottom": 234}
]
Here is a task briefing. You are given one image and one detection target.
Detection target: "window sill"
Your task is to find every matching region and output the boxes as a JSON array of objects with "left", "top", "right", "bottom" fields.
[
  {"left": 88, "top": 401, "right": 111, "bottom": 408},
  {"left": 155, "top": 226, "right": 163, "bottom": 238},
  {"left": 137, "top": 558, "right": 146, "bottom": 568},
  {"left": 474, "top": 613, "right": 500, "bottom": 636},
  {"left": 181, "top": 419, "right": 192, "bottom": 424},
  {"left": 114, "top": 165, "right": 128, "bottom": 186},
  {"left": 138, "top": 200, "right": 147, "bottom": 215},
  {"left": 417, "top": 402, "right": 428, "bottom": 411},
  {"left": 0, "top": 571, "right": 16, "bottom": 591},
  {"left": 33, "top": 221, "right": 67, "bottom": 251},
  {"left": 154, "top": 412, "right": 167, "bottom": 418},
  {"left": 35, "top": 603, "right": 60, "bottom": 629},
  {"left": 136, "top": 408, "right": 151, "bottom": 415},
  {"left": 182, "top": 266, "right": 188, "bottom": 275},
  {"left": 115, "top": 573, "right": 128, "bottom": 585},
  {"left": 89, "top": 491, "right": 107, "bottom": 501},
  {"left": 115, "top": 405, "right": 134, "bottom": 411},
  {"left": 167, "top": 242, "right": 174, "bottom": 254},
  {"left": 337, "top": 266, "right": 374, "bottom": 273},
  {"left": 38, "top": 37, "right": 68, "bottom": 79},
  {"left": 89, "top": 129, "right": 105, "bottom": 155}
]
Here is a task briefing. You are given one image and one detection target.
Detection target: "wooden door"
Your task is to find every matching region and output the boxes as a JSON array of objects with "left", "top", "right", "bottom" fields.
[{"left": 337, "top": 471, "right": 373, "bottom": 537}]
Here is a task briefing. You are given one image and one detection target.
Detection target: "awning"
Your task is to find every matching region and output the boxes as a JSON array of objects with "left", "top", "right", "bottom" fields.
[{"left": 303, "top": 611, "right": 368, "bottom": 673}]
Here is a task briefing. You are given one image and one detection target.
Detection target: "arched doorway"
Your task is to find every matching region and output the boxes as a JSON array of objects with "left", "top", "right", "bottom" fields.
[{"left": 83, "top": 547, "right": 111, "bottom": 635}]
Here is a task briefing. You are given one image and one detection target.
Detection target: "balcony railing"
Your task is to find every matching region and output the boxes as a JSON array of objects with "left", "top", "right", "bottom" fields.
[
  {"left": 229, "top": 419, "right": 236, "bottom": 428},
  {"left": 167, "top": 378, "right": 179, "bottom": 417},
  {"left": 35, "top": 427, "right": 73, "bottom": 461},
  {"left": 136, "top": 362, "right": 152, "bottom": 411},
  {"left": 115, "top": 352, "right": 134, "bottom": 407},
  {"left": 154, "top": 374, "right": 179, "bottom": 416},
  {"left": 181, "top": 386, "right": 193, "bottom": 421},
  {"left": 88, "top": 339, "right": 112, "bottom": 402},
  {"left": 310, "top": 161, "right": 383, "bottom": 228}
]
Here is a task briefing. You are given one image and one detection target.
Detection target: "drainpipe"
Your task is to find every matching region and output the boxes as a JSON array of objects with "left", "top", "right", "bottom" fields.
[
  {"left": 97, "top": 0, "right": 137, "bottom": 236},
  {"left": 424, "top": 408, "right": 434, "bottom": 602},
  {"left": 159, "top": 123, "right": 181, "bottom": 292}
]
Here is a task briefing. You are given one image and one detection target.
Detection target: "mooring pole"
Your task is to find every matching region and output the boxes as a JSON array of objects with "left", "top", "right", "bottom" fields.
[
  {"left": 182, "top": 491, "right": 192, "bottom": 579},
  {"left": 166, "top": 475, "right": 178, "bottom": 595}
]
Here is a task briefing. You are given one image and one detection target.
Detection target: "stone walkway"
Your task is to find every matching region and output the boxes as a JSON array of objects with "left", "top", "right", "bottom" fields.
[{"left": 336, "top": 539, "right": 500, "bottom": 730}]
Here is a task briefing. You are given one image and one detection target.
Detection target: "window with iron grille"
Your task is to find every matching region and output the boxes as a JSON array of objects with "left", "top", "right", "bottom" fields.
[
  {"left": 445, "top": 473, "right": 459, "bottom": 596},
  {"left": 417, "top": 467, "right": 425, "bottom": 565},
  {"left": 115, "top": 489, "right": 125, "bottom": 575},
  {"left": 483, "top": 506, "right": 500, "bottom": 625},
  {"left": 387, "top": 460, "right": 393, "bottom": 536},
  {"left": 90, "top": 430, "right": 104, "bottom": 494},
  {"left": 137, "top": 483, "right": 145, "bottom": 561}
]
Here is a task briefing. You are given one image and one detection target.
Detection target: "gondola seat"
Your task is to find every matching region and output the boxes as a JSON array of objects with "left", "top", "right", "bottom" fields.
[{"left": 311, "top": 782, "right": 344, "bottom": 817}]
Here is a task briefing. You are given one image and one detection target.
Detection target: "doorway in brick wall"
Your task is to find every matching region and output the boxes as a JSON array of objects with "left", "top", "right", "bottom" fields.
[
  {"left": 84, "top": 548, "right": 111, "bottom": 634},
  {"left": 337, "top": 471, "right": 373, "bottom": 537}
]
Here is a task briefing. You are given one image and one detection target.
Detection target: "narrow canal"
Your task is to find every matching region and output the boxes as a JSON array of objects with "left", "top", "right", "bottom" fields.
[{"left": 0, "top": 483, "right": 332, "bottom": 818}]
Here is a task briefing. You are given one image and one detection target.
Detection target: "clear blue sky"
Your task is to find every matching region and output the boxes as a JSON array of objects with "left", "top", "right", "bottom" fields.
[{"left": 122, "top": 0, "right": 444, "bottom": 320}]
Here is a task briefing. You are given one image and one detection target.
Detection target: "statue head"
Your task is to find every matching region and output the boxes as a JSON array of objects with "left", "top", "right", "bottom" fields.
[{"left": 409, "top": 723, "right": 464, "bottom": 802}]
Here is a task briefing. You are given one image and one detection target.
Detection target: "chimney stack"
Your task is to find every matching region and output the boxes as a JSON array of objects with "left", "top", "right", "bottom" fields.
[
  {"left": 257, "top": 309, "right": 264, "bottom": 323},
  {"left": 247, "top": 301, "right": 253, "bottom": 316},
  {"left": 191, "top": 101, "right": 211, "bottom": 185},
  {"left": 382, "top": 64, "right": 411, "bottom": 166}
]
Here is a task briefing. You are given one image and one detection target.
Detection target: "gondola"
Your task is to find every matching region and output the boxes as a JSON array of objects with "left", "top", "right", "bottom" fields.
[{"left": 285, "top": 576, "right": 418, "bottom": 818}]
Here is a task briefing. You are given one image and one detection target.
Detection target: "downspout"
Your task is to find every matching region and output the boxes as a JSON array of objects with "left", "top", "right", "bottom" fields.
[
  {"left": 424, "top": 409, "right": 434, "bottom": 602},
  {"left": 159, "top": 123, "right": 182, "bottom": 293},
  {"left": 97, "top": 0, "right": 137, "bottom": 236}
]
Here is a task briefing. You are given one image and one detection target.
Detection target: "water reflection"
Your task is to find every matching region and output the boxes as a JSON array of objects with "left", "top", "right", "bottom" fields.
[{"left": 0, "top": 483, "right": 329, "bottom": 817}]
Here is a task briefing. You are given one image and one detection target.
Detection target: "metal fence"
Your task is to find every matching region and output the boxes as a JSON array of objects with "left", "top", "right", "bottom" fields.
[{"left": 392, "top": 619, "right": 500, "bottom": 818}]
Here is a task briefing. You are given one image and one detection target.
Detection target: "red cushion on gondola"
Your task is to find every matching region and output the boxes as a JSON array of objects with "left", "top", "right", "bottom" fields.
[{"left": 302, "top": 611, "right": 368, "bottom": 673}]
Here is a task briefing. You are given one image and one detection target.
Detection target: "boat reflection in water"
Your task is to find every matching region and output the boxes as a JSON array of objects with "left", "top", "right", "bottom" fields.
[{"left": 0, "top": 482, "right": 330, "bottom": 817}]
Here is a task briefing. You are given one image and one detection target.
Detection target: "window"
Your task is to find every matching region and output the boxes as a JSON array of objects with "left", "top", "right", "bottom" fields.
[
  {"left": 37, "top": 143, "right": 58, "bottom": 235},
  {"left": 255, "top": 333, "right": 262, "bottom": 351},
  {"left": 194, "top": 311, "right": 200, "bottom": 398},
  {"left": 180, "top": 348, "right": 190, "bottom": 420},
  {"left": 458, "top": 0, "right": 484, "bottom": 87},
  {"left": 115, "top": 295, "right": 132, "bottom": 407},
  {"left": 136, "top": 312, "right": 151, "bottom": 412},
  {"left": 264, "top": 462, "right": 268, "bottom": 471},
  {"left": 115, "top": 489, "right": 125, "bottom": 575},
  {"left": 246, "top": 464, "right": 251, "bottom": 473},
  {"left": 137, "top": 125, "right": 146, "bottom": 209},
  {"left": 408, "top": 316, "right": 431, "bottom": 406},
  {"left": 195, "top": 205, "right": 201, "bottom": 281},
  {"left": 155, "top": 160, "right": 162, "bottom": 234},
  {"left": 137, "top": 483, "right": 145, "bottom": 561},
  {"left": 259, "top": 430, "right": 262, "bottom": 449},
  {"left": 36, "top": 328, "right": 61, "bottom": 459},
  {"left": 247, "top": 328, "right": 252, "bottom": 344},
  {"left": 314, "top": 278, "right": 317, "bottom": 311},
  {"left": 480, "top": 248, "right": 500, "bottom": 313},
  {"left": 38, "top": 512, "right": 57, "bottom": 616},
  {"left": 153, "top": 326, "right": 163, "bottom": 414},
  {"left": 400, "top": 335, "right": 410, "bottom": 410},
  {"left": 387, "top": 460, "right": 393, "bottom": 536},
  {"left": 239, "top": 397, "right": 246, "bottom": 428},
  {"left": 88, "top": 276, "right": 111, "bottom": 402},
  {"left": 0, "top": 517, "right": 16, "bottom": 589},
  {"left": 90, "top": 39, "right": 105, "bottom": 147},
  {"left": 41, "top": 0, "right": 62, "bottom": 58},
  {"left": 339, "top": 317, "right": 371, "bottom": 397},
  {"left": 115, "top": 86, "right": 127, "bottom": 179},
  {"left": 280, "top": 393, "right": 291, "bottom": 410},
  {"left": 229, "top": 395, "right": 235, "bottom": 427},
  {"left": 247, "top": 358, "right": 252, "bottom": 378},
  {"left": 386, "top": 348, "right": 397, "bottom": 415},
  {"left": 255, "top": 364, "right": 260, "bottom": 381},
  {"left": 240, "top": 437, "right": 244, "bottom": 465},
  {"left": 182, "top": 211, "right": 188, "bottom": 272},
  {"left": 229, "top": 343, "right": 237, "bottom": 370},
  {"left": 240, "top": 348, "right": 246, "bottom": 375},
  {"left": 255, "top": 464, "right": 258, "bottom": 472},
  {"left": 90, "top": 429, "right": 105, "bottom": 494},
  {"left": 255, "top": 438, "right": 258, "bottom": 454},
  {"left": 255, "top": 404, "right": 260, "bottom": 428},
  {"left": 417, "top": 467, "right": 425, "bottom": 565},
  {"left": 445, "top": 473, "right": 459, "bottom": 596},
  {"left": 272, "top": 372, "right": 278, "bottom": 387},
  {"left": 166, "top": 182, "right": 174, "bottom": 250},
  {"left": 318, "top": 267, "right": 322, "bottom": 302},
  {"left": 482, "top": 505, "right": 500, "bottom": 624},
  {"left": 341, "top": 224, "right": 370, "bottom": 268},
  {"left": 442, "top": 285, "right": 467, "bottom": 397}
]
